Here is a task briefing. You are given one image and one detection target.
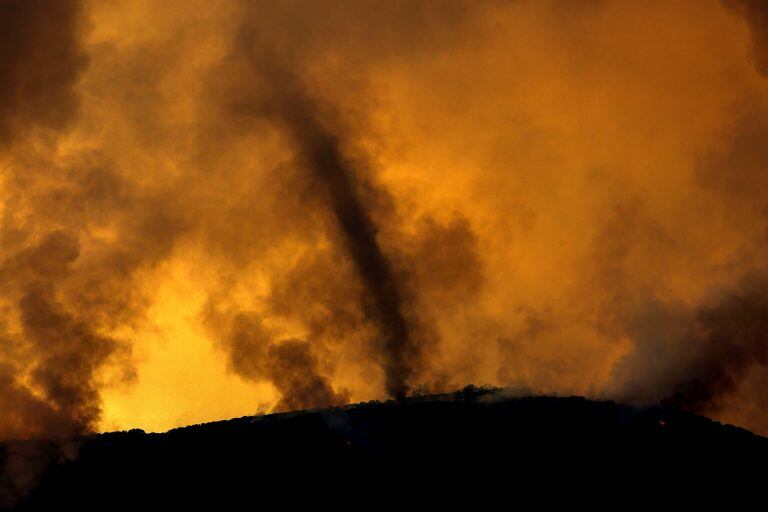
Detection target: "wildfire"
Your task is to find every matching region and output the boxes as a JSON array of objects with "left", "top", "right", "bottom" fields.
[{"left": 1, "top": 0, "right": 768, "bottom": 439}]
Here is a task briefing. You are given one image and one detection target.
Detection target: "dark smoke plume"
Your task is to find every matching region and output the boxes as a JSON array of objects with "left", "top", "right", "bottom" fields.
[
  {"left": 610, "top": 104, "right": 768, "bottom": 415},
  {"left": 263, "top": 71, "right": 416, "bottom": 399},
  {"left": 0, "top": 0, "right": 94, "bottom": 440},
  {"left": 658, "top": 98, "right": 768, "bottom": 412},
  {"left": 0, "top": 229, "right": 138, "bottom": 440},
  {"left": 194, "top": 0, "right": 501, "bottom": 404},
  {"left": 218, "top": 31, "right": 420, "bottom": 399},
  {"left": 0, "top": 0, "right": 187, "bottom": 445},
  {"left": 665, "top": 281, "right": 768, "bottom": 411},
  {"left": 207, "top": 312, "right": 349, "bottom": 411},
  {"left": 267, "top": 340, "right": 351, "bottom": 412},
  {"left": 611, "top": 279, "right": 768, "bottom": 414}
]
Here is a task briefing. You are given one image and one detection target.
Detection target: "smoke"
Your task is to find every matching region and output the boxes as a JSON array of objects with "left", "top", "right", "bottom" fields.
[
  {"left": 609, "top": 278, "right": 768, "bottom": 414},
  {"left": 0, "top": 134, "right": 185, "bottom": 444},
  {"left": 0, "top": 0, "right": 188, "bottom": 443},
  {"left": 727, "top": 0, "right": 768, "bottom": 77},
  {"left": 668, "top": 281, "right": 768, "bottom": 411},
  {"left": 607, "top": 0, "right": 768, "bottom": 410},
  {"left": 0, "top": 0, "right": 94, "bottom": 441},
  {"left": 4, "top": 0, "right": 768, "bottom": 440},
  {"left": 609, "top": 95, "right": 768, "bottom": 415},
  {"left": 203, "top": 311, "right": 348, "bottom": 411},
  {"left": 0, "top": 0, "right": 86, "bottom": 144},
  {"left": 193, "top": 1, "right": 494, "bottom": 407},
  {"left": 1, "top": 0, "right": 489, "bottom": 431},
  {"left": 267, "top": 340, "right": 351, "bottom": 412},
  {"left": 245, "top": 47, "right": 416, "bottom": 399}
]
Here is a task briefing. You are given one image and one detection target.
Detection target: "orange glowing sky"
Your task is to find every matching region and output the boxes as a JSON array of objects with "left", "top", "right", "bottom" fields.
[{"left": 2, "top": 0, "right": 768, "bottom": 438}]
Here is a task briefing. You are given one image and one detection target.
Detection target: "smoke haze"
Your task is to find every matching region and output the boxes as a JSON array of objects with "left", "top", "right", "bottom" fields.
[{"left": 2, "top": 0, "right": 768, "bottom": 441}]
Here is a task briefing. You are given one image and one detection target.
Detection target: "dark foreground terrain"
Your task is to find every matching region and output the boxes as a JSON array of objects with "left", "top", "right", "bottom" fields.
[{"left": 2, "top": 386, "right": 767, "bottom": 509}]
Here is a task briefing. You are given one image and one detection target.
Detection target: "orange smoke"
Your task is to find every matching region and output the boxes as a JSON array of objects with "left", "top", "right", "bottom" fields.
[{"left": 1, "top": 0, "right": 768, "bottom": 438}]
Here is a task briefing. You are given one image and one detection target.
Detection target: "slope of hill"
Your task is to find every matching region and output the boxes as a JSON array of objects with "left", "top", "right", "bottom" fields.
[{"left": 3, "top": 386, "right": 767, "bottom": 509}]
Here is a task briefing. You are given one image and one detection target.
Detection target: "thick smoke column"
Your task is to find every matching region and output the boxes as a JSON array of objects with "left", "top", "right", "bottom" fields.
[
  {"left": 0, "top": 0, "right": 93, "bottom": 440},
  {"left": 0, "top": 232, "right": 126, "bottom": 439},
  {"left": 286, "top": 108, "right": 415, "bottom": 399},
  {"left": 270, "top": 83, "right": 414, "bottom": 398},
  {"left": 1, "top": 1, "right": 92, "bottom": 505},
  {"left": 225, "top": 39, "right": 417, "bottom": 399},
  {"left": 196, "top": 1, "right": 495, "bottom": 409},
  {"left": 0, "top": 0, "right": 186, "bottom": 443}
]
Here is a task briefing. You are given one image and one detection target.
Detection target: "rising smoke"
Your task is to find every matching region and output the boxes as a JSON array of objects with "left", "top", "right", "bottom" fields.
[
  {"left": 0, "top": 0, "right": 186, "bottom": 442},
  {"left": 2, "top": 0, "right": 768, "bottom": 448}
]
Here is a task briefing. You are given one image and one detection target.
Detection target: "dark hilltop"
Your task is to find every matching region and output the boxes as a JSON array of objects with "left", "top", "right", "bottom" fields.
[{"left": 2, "top": 385, "right": 766, "bottom": 509}]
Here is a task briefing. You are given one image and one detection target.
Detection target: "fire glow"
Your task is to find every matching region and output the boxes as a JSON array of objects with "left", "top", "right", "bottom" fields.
[{"left": 1, "top": 0, "right": 768, "bottom": 439}]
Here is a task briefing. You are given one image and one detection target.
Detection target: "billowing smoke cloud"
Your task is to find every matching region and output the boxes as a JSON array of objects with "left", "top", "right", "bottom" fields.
[
  {"left": 612, "top": 0, "right": 768, "bottom": 422},
  {"left": 609, "top": 277, "right": 768, "bottom": 413},
  {"left": 4, "top": 0, "right": 768, "bottom": 443},
  {"left": 0, "top": 140, "right": 185, "bottom": 443},
  {"left": 1, "top": 232, "right": 120, "bottom": 439},
  {"left": 204, "top": 312, "right": 348, "bottom": 411},
  {"left": 0, "top": 2, "right": 92, "bottom": 505},
  {"left": 266, "top": 339, "right": 351, "bottom": 411},
  {"left": 666, "top": 281, "right": 768, "bottom": 411},
  {"left": 609, "top": 102, "right": 768, "bottom": 416},
  {"left": 0, "top": 0, "right": 187, "bottom": 443},
  {"left": 0, "top": 0, "right": 93, "bottom": 440}
]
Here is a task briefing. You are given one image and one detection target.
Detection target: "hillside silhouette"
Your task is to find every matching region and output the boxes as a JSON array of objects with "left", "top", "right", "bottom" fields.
[{"left": 3, "top": 386, "right": 767, "bottom": 509}]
